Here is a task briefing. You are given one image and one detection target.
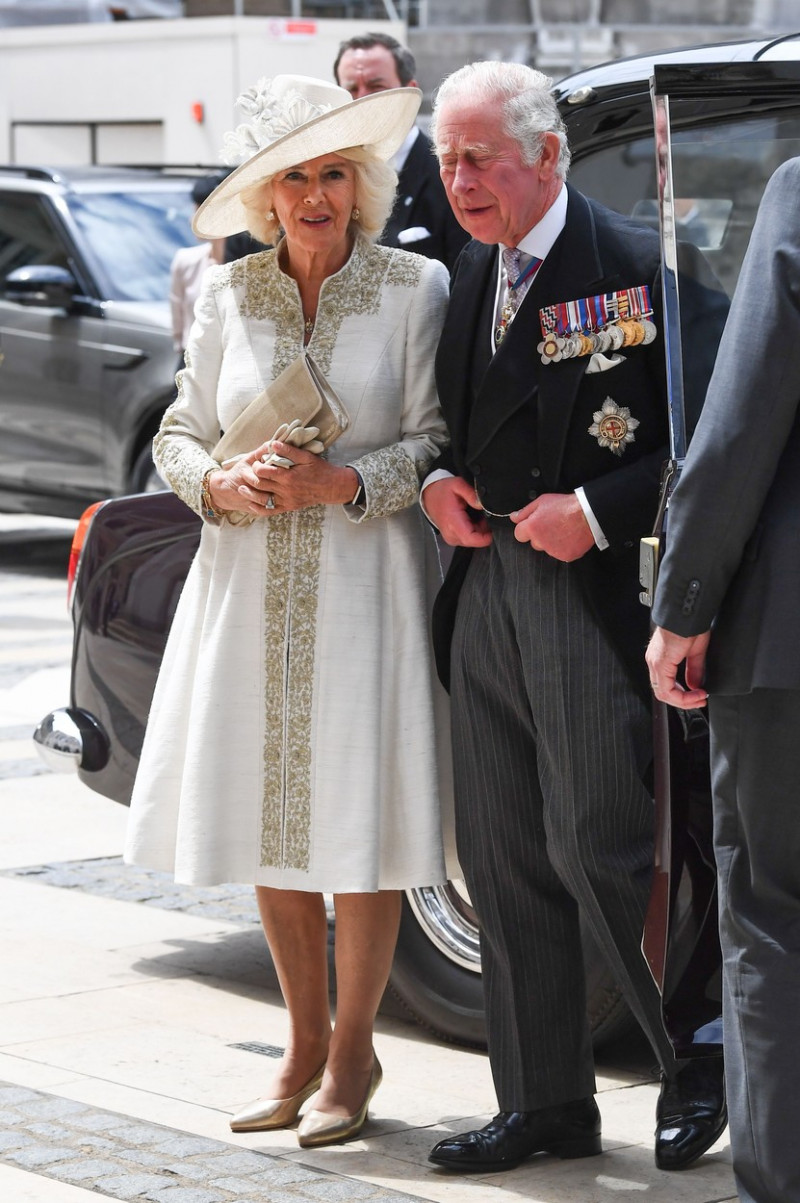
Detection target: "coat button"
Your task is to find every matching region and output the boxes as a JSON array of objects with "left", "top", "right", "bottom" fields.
[
  {"left": 528, "top": 490, "right": 538, "bottom": 500},
  {"left": 531, "top": 467, "right": 541, "bottom": 478}
]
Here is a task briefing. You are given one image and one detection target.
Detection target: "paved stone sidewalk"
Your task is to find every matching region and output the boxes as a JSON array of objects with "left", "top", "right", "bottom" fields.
[
  {"left": 1, "top": 857, "right": 262, "bottom": 928},
  {"left": 0, "top": 1084, "right": 422, "bottom": 1203}
]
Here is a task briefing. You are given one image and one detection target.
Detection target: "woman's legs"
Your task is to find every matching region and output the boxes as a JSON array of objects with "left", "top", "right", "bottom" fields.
[
  {"left": 314, "top": 889, "right": 402, "bottom": 1116},
  {"left": 253, "top": 886, "right": 402, "bottom": 1113},
  {"left": 254, "top": 886, "right": 331, "bottom": 1097}
]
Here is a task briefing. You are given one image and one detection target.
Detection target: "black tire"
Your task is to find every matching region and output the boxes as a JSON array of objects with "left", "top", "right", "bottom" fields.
[
  {"left": 390, "top": 884, "right": 486, "bottom": 1047},
  {"left": 130, "top": 443, "right": 167, "bottom": 494},
  {"left": 389, "top": 883, "right": 634, "bottom": 1050}
]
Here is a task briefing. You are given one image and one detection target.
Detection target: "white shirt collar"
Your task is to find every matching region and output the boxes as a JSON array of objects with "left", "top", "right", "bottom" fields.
[
  {"left": 390, "top": 125, "right": 420, "bottom": 174},
  {"left": 502, "top": 182, "right": 568, "bottom": 265},
  {"left": 491, "top": 184, "right": 568, "bottom": 354}
]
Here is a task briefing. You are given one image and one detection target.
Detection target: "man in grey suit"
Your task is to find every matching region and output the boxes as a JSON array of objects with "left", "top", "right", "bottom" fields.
[
  {"left": 647, "top": 156, "right": 800, "bottom": 1203},
  {"left": 423, "top": 59, "right": 726, "bottom": 1175}
]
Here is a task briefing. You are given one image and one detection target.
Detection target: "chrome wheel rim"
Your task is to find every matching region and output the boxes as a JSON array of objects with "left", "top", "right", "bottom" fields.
[{"left": 406, "top": 880, "right": 482, "bottom": 973}]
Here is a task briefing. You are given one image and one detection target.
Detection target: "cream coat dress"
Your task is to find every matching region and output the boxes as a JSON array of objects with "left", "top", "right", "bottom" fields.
[{"left": 124, "top": 236, "right": 458, "bottom": 892}]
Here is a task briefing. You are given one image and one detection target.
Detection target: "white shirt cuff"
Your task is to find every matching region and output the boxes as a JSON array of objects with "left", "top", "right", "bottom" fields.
[
  {"left": 575, "top": 486, "right": 608, "bottom": 550},
  {"left": 420, "top": 469, "right": 455, "bottom": 528}
]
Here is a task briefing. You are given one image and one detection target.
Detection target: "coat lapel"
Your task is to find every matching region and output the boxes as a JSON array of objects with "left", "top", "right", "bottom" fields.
[
  {"left": 535, "top": 188, "right": 642, "bottom": 481},
  {"left": 465, "top": 187, "right": 640, "bottom": 482},
  {"left": 436, "top": 240, "right": 496, "bottom": 453}
]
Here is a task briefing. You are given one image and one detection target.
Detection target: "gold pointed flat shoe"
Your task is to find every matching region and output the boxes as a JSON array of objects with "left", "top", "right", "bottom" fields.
[
  {"left": 229, "top": 1062, "right": 326, "bottom": 1132},
  {"left": 296, "top": 1055, "right": 383, "bottom": 1148}
]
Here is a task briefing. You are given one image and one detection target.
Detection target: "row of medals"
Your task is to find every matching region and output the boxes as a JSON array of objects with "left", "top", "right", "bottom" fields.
[{"left": 537, "top": 316, "right": 657, "bottom": 364}]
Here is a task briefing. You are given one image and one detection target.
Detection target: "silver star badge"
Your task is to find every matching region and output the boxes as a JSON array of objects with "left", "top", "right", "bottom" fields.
[{"left": 588, "top": 397, "right": 640, "bottom": 456}]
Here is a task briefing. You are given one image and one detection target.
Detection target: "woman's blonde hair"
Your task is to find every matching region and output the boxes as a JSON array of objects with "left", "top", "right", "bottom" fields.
[{"left": 239, "top": 147, "right": 398, "bottom": 245}]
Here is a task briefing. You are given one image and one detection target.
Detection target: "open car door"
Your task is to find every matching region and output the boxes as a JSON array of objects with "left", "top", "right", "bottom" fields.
[{"left": 642, "top": 58, "right": 800, "bottom": 1058}]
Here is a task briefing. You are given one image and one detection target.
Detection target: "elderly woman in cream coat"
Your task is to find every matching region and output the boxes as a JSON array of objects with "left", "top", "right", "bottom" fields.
[{"left": 124, "top": 75, "right": 456, "bottom": 1148}]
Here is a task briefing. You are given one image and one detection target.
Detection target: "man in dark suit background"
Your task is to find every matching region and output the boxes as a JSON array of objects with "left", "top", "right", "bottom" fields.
[
  {"left": 333, "top": 31, "right": 468, "bottom": 271},
  {"left": 647, "top": 157, "right": 800, "bottom": 1203},
  {"left": 421, "top": 59, "right": 726, "bottom": 1175}
]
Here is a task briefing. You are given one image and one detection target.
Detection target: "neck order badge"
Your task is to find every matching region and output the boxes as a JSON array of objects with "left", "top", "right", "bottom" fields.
[{"left": 495, "top": 249, "right": 543, "bottom": 345}]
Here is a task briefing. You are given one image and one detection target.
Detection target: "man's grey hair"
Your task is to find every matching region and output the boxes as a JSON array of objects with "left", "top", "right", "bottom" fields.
[{"left": 431, "top": 61, "right": 571, "bottom": 179}]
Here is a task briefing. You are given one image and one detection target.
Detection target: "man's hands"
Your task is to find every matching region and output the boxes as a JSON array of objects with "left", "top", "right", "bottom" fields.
[
  {"left": 422, "top": 476, "right": 492, "bottom": 547},
  {"left": 646, "top": 627, "right": 711, "bottom": 709},
  {"left": 511, "top": 493, "right": 594, "bottom": 562},
  {"left": 423, "top": 478, "right": 596, "bottom": 561}
]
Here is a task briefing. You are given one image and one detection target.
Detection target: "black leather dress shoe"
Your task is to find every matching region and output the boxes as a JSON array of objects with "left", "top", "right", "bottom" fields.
[
  {"left": 655, "top": 1056, "right": 727, "bottom": 1171},
  {"left": 429, "top": 1098, "right": 602, "bottom": 1172}
]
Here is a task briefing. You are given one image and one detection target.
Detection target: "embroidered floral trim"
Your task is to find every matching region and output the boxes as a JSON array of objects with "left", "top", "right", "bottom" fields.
[
  {"left": 350, "top": 445, "right": 423, "bottom": 520},
  {"left": 260, "top": 507, "right": 324, "bottom": 871},
  {"left": 385, "top": 250, "right": 426, "bottom": 291},
  {"left": 153, "top": 383, "right": 220, "bottom": 522}
]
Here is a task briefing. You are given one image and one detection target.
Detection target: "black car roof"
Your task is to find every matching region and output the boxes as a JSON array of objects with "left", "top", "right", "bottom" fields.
[{"left": 553, "top": 32, "right": 800, "bottom": 106}]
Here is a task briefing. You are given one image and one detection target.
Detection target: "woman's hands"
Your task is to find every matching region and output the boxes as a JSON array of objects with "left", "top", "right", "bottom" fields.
[{"left": 205, "top": 441, "right": 360, "bottom": 519}]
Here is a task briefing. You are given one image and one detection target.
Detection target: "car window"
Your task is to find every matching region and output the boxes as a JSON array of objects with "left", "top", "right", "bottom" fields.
[
  {"left": 569, "top": 107, "right": 800, "bottom": 297},
  {"left": 67, "top": 187, "right": 196, "bottom": 303},
  {"left": 0, "top": 191, "right": 70, "bottom": 276}
]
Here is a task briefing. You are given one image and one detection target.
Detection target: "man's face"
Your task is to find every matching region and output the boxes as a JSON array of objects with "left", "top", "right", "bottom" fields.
[
  {"left": 435, "top": 98, "right": 562, "bottom": 247},
  {"left": 336, "top": 45, "right": 410, "bottom": 98}
]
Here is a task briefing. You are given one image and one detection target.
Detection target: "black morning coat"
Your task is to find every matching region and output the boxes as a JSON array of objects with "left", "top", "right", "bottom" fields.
[
  {"left": 380, "top": 129, "right": 470, "bottom": 273},
  {"left": 430, "top": 184, "right": 727, "bottom": 699}
]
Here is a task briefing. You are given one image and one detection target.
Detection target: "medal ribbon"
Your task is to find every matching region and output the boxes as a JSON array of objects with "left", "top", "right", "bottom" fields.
[
  {"left": 508, "top": 253, "right": 543, "bottom": 294},
  {"left": 540, "top": 285, "right": 654, "bottom": 337}
]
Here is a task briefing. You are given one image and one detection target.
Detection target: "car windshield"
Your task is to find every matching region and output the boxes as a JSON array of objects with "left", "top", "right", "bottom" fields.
[
  {"left": 67, "top": 185, "right": 197, "bottom": 302},
  {"left": 569, "top": 107, "right": 800, "bottom": 297}
]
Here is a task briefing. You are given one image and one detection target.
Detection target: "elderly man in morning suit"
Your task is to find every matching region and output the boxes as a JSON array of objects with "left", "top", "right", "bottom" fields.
[{"left": 422, "top": 60, "right": 727, "bottom": 1174}]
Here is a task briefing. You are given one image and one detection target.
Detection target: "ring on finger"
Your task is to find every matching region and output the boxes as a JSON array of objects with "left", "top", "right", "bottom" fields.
[{"left": 265, "top": 494, "right": 275, "bottom": 509}]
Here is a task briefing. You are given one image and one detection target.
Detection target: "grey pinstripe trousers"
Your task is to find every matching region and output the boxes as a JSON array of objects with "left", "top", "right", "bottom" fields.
[
  {"left": 450, "top": 527, "right": 676, "bottom": 1109},
  {"left": 710, "top": 690, "right": 800, "bottom": 1203}
]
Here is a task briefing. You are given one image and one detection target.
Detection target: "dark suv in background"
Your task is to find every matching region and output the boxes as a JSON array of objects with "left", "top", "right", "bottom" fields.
[{"left": 0, "top": 165, "right": 198, "bottom": 516}]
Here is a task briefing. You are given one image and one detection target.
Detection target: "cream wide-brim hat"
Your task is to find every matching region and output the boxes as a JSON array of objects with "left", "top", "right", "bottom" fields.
[{"left": 193, "top": 74, "right": 422, "bottom": 239}]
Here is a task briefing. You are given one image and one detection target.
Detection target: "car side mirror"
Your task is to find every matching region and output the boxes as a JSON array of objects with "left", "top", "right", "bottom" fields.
[{"left": 3, "top": 264, "right": 79, "bottom": 310}]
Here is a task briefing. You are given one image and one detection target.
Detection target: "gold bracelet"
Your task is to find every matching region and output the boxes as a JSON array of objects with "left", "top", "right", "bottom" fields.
[{"left": 201, "top": 468, "right": 221, "bottom": 519}]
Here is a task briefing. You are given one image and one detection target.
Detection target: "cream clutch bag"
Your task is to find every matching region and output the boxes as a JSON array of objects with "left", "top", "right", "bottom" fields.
[{"left": 212, "top": 352, "right": 349, "bottom": 465}]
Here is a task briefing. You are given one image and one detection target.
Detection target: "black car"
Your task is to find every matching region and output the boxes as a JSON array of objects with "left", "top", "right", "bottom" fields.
[
  {"left": 0, "top": 165, "right": 199, "bottom": 516},
  {"left": 34, "top": 34, "right": 800, "bottom": 1049}
]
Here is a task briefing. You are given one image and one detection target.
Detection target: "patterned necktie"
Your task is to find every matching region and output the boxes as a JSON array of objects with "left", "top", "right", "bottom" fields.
[
  {"left": 496, "top": 247, "right": 541, "bottom": 345},
  {"left": 503, "top": 246, "right": 522, "bottom": 289}
]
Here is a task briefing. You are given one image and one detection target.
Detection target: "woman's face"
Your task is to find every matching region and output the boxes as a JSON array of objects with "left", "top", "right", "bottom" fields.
[{"left": 271, "top": 153, "right": 357, "bottom": 259}]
